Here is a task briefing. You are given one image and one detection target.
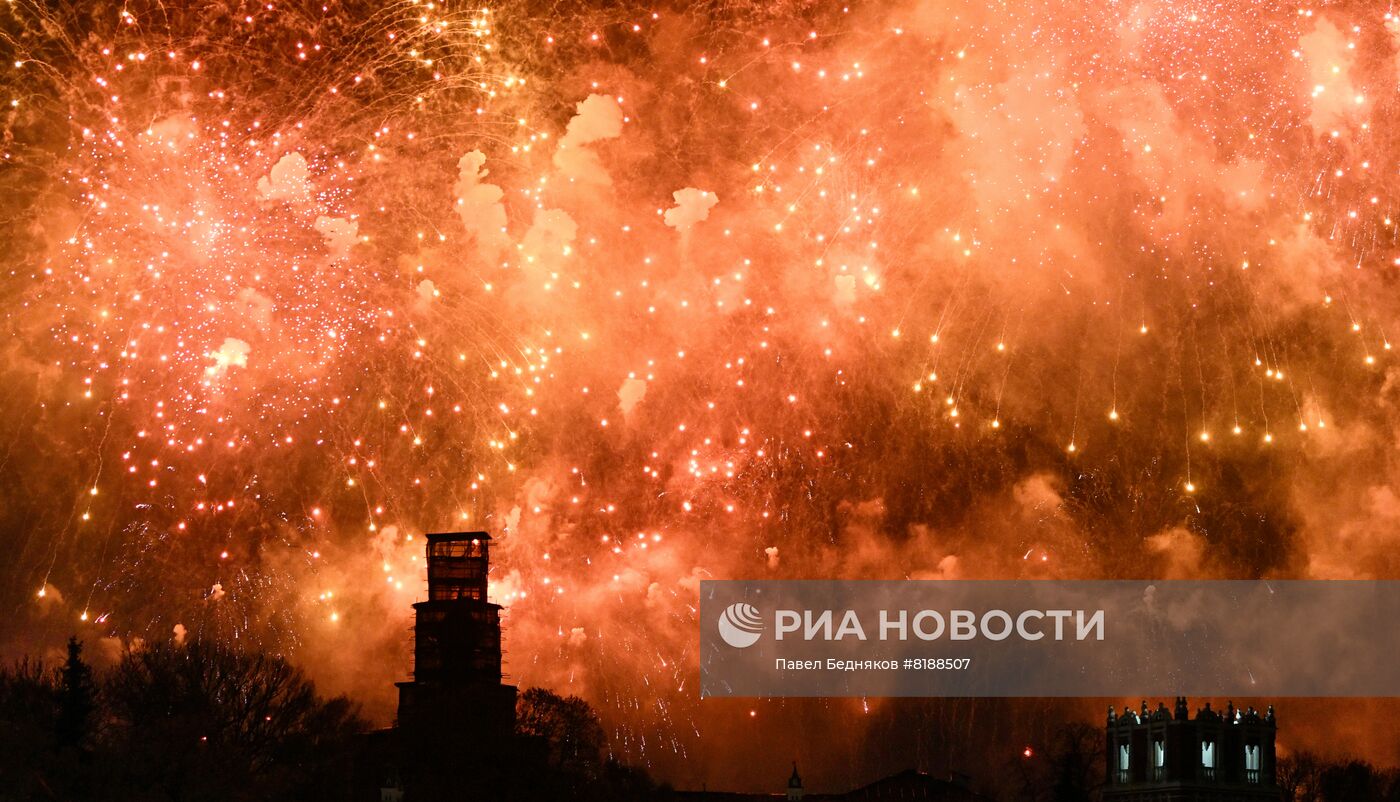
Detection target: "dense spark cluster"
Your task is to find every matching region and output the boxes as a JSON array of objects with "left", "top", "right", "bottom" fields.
[{"left": 5, "top": 0, "right": 1400, "bottom": 790}]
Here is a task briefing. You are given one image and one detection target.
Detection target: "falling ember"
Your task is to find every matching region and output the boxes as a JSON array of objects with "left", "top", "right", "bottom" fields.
[{"left": 3, "top": 0, "right": 1400, "bottom": 790}]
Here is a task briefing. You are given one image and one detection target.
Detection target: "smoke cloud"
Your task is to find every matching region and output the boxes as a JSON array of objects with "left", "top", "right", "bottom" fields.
[
  {"left": 313, "top": 216, "right": 359, "bottom": 260},
  {"left": 553, "top": 94, "right": 624, "bottom": 186},
  {"left": 454, "top": 150, "right": 510, "bottom": 260},
  {"left": 663, "top": 188, "right": 719, "bottom": 232},
  {"left": 256, "top": 152, "right": 312, "bottom": 204},
  {"left": 206, "top": 338, "right": 250, "bottom": 374}
]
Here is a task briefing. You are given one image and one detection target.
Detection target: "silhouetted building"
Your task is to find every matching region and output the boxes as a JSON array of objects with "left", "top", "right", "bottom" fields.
[
  {"left": 1104, "top": 698, "right": 1279, "bottom": 801},
  {"left": 359, "top": 531, "right": 525, "bottom": 801},
  {"left": 788, "top": 763, "right": 804, "bottom": 801},
  {"left": 394, "top": 531, "right": 516, "bottom": 737}
]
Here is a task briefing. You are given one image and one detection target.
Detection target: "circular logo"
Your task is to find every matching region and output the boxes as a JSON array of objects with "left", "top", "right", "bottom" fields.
[{"left": 717, "top": 602, "right": 764, "bottom": 648}]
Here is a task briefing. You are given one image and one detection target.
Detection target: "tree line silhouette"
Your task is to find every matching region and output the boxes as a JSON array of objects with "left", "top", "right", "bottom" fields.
[
  {"left": 2, "top": 640, "right": 1397, "bottom": 801},
  {"left": 0, "top": 638, "right": 362, "bottom": 800},
  {"left": 0, "top": 638, "right": 670, "bottom": 801}
]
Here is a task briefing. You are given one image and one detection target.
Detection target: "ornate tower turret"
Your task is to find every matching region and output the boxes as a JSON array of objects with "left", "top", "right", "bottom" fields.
[{"left": 1104, "top": 698, "right": 1279, "bottom": 801}]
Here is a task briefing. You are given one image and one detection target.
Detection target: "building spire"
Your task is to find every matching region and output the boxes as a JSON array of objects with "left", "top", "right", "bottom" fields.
[{"left": 787, "top": 762, "right": 804, "bottom": 800}]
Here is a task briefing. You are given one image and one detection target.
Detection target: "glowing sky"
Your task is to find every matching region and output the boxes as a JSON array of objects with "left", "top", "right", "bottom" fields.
[{"left": 4, "top": 0, "right": 1400, "bottom": 791}]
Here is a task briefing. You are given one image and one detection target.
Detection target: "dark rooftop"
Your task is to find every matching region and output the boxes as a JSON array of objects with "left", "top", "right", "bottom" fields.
[{"left": 424, "top": 530, "right": 493, "bottom": 542}]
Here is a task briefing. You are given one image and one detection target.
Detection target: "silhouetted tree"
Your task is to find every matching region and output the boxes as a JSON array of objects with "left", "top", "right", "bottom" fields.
[
  {"left": 1277, "top": 752, "right": 1400, "bottom": 802},
  {"left": 1317, "top": 759, "right": 1387, "bottom": 802},
  {"left": 514, "top": 687, "right": 668, "bottom": 801},
  {"left": 0, "top": 657, "right": 61, "bottom": 800},
  {"left": 1279, "top": 751, "right": 1325, "bottom": 802},
  {"left": 1005, "top": 721, "right": 1104, "bottom": 802},
  {"left": 100, "top": 640, "right": 365, "bottom": 802},
  {"left": 56, "top": 637, "right": 96, "bottom": 752},
  {"left": 1048, "top": 722, "right": 1103, "bottom": 802},
  {"left": 516, "top": 687, "right": 605, "bottom": 772}
]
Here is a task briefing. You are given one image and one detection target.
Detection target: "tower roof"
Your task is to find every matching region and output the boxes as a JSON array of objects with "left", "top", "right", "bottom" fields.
[
  {"left": 789, "top": 762, "right": 802, "bottom": 788},
  {"left": 425, "top": 530, "right": 493, "bottom": 543}
]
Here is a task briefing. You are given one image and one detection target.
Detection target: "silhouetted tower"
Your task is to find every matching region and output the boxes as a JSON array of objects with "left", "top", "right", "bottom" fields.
[
  {"left": 1104, "top": 698, "right": 1279, "bottom": 801},
  {"left": 395, "top": 532, "right": 516, "bottom": 738},
  {"left": 787, "top": 762, "right": 804, "bottom": 801}
]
